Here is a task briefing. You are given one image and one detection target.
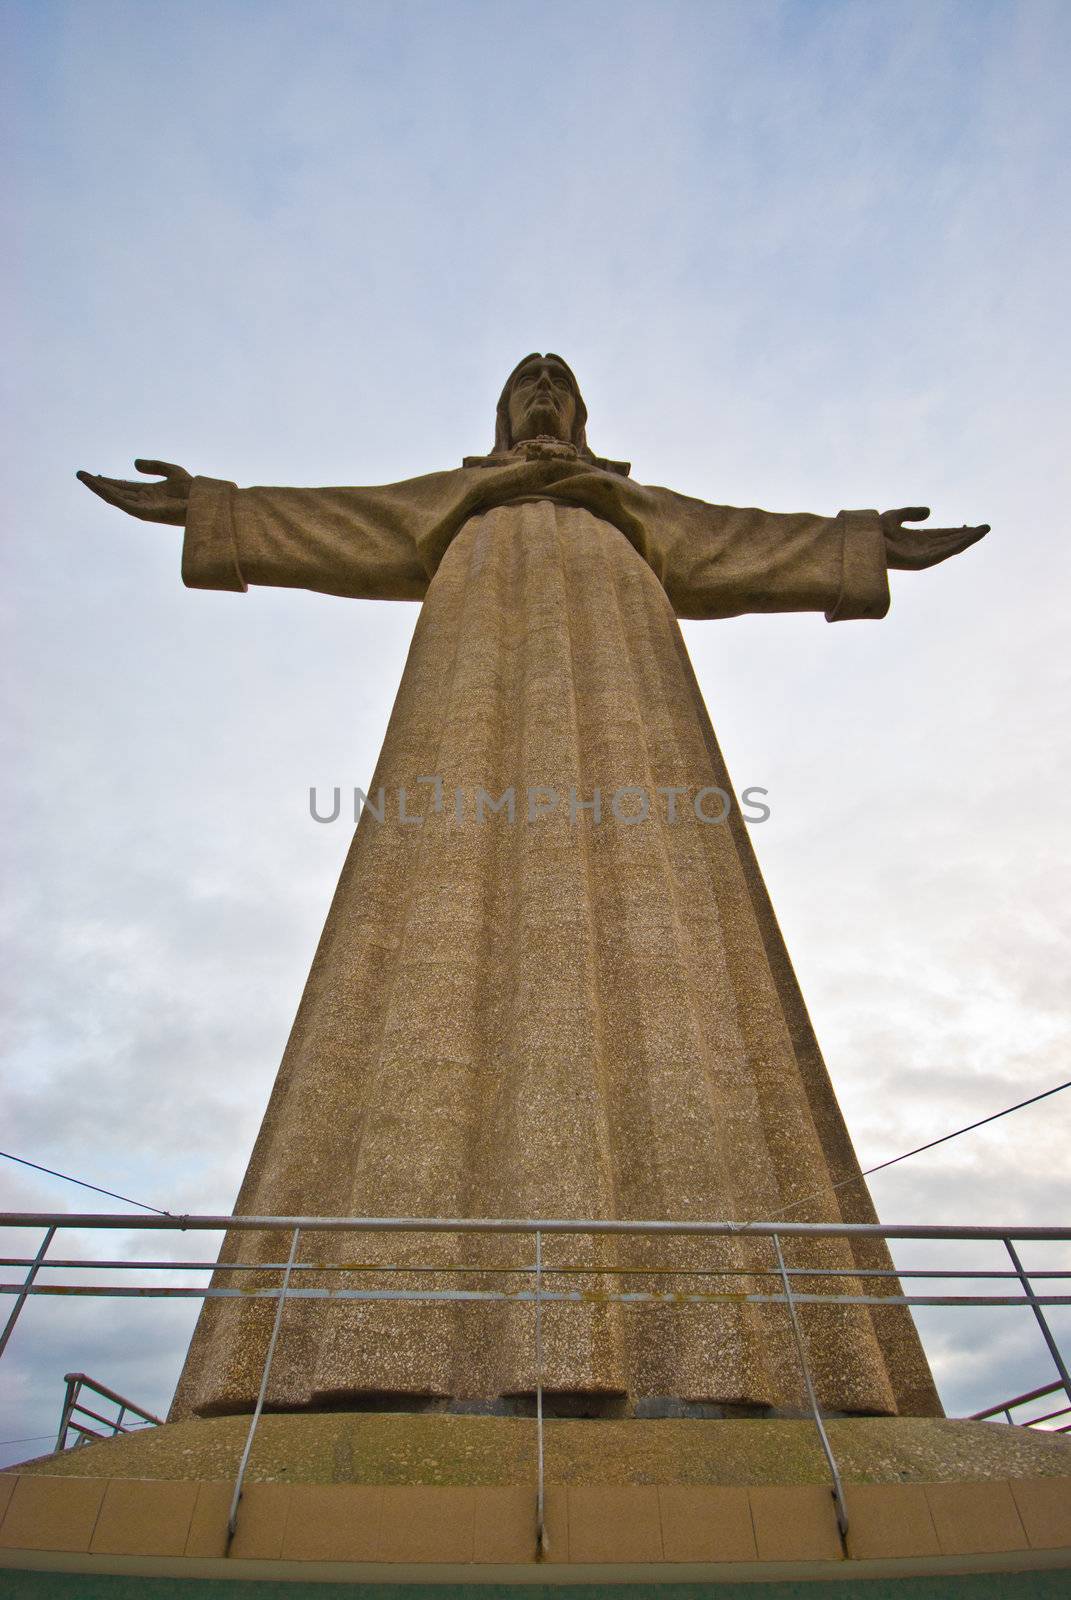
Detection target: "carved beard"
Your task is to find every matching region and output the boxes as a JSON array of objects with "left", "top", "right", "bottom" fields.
[
  {"left": 509, "top": 437, "right": 581, "bottom": 462},
  {"left": 519, "top": 396, "right": 569, "bottom": 441}
]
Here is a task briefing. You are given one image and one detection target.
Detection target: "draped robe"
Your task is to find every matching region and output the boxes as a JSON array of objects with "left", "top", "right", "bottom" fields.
[{"left": 169, "top": 452, "right": 941, "bottom": 1421}]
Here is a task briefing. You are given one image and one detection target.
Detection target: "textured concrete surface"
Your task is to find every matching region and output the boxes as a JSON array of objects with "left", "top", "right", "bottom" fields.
[
  {"left": 10, "top": 1415, "right": 1070, "bottom": 1487},
  {"left": 2, "top": 1469, "right": 1067, "bottom": 1571},
  {"left": 171, "top": 490, "right": 934, "bottom": 1421}
]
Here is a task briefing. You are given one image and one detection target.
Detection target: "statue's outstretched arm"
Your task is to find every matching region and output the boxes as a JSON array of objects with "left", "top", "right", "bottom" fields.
[
  {"left": 880, "top": 506, "right": 989, "bottom": 570},
  {"left": 77, "top": 460, "right": 191, "bottom": 525},
  {"left": 645, "top": 485, "right": 989, "bottom": 622},
  {"left": 78, "top": 458, "right": 450, "bottom": 601}
]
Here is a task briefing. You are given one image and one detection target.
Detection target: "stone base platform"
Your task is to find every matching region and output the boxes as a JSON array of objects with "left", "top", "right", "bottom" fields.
[{"left": 1, "top": 1414, "right": 1069, "bottom": 1591}]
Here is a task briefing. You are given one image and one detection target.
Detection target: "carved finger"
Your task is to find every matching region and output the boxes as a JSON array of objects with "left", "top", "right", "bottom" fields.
[
  {"left": 890, "top": 506, "right": 930, "bottom": 525},
  {"left": 134, "top": 458, "right": 190, "bottom": 480},
  {"left": 77, "top": 472, "right": 116, "bottom": 506},
  {"left": 946, "top": 522, "right": 989, "bottom": 549},
  {"left": 96, "top": 475, "right": 146, "bottom": 492},
  {"left": 77, "top": 471, "right": 137, "bottom": 507},
  {"left": 926, "top": 522, "right": 989, "bottom": 550}
]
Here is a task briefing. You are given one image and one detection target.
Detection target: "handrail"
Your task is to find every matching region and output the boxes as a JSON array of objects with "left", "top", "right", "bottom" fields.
[
  {"left": 970, "top": 1378, "right": 1066, "bottom": 1420},
  {"left": 3, "top": 1257, "right": 1066, "bottom": 1278},
  {"left": 1, "top": 1210, "right": 1066, "bottom": 1557},
  {"left": 7, "top": 1285, "right": 1069, "bottom": 1307},
  {"left": 55, "top": 1372, "right": 163, "bottom": 1453},
  {"left": 2, "top": 1211, "right": 1069, "bottom": 1238},
  {"left": 59, "top": 1371, "right": 163, "bottom": 1423}
]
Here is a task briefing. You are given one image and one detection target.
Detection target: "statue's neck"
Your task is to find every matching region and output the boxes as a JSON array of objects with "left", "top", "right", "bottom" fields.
[{"left": 461, "top": 439, "right": 631, "bottom": 478}]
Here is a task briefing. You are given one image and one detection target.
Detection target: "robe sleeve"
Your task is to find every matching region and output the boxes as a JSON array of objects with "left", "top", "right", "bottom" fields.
[
  {"left": 631, "top": 486, "right": 890, "bottom": 622},
  {"left": 180, "top": 475, "right": 443, "bottom": 600}
]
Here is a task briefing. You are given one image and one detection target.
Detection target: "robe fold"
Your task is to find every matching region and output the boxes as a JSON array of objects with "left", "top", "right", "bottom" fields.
[{"left": 170, "top": 455, "right": 941, "bottom": 1421}]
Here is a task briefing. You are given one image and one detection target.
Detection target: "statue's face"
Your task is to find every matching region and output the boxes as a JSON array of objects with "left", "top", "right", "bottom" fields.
[{"left": 506, "top": 357, "right": 578, "bottom": 445}]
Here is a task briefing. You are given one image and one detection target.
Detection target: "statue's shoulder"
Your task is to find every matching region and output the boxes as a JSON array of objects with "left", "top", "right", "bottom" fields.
[{"left": 362, "top": 464, "right": 474, "bottom": 497}]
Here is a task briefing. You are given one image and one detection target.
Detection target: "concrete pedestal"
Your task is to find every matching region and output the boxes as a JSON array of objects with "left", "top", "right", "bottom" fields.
[{"left": 1, "top": 1414, "right": 1068, "bottom": 1590}]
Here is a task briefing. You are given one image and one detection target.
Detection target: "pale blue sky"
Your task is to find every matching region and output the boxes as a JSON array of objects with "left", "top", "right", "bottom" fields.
[{"left": 2, "top": 0, "right": 1069, "bottom": 1461}]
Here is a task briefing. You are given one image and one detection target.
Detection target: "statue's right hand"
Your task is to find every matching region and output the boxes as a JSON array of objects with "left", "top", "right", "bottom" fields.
[{"left": 76, "top": 459, "right": 192, "bottom": 525}]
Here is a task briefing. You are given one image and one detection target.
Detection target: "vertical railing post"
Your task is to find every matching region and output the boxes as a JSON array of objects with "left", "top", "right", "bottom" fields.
[
  {"left": 534, "top": 1228, "right": 546, "bottom": 1558},
  {"left": 226, "top": 1227, "right": 301, "bottom": 1551},
  {"left": 1005, "top": 1238, "right": 1071, "bottom": 1403},
  {"left": 0, "top": 1224, "right": 57, "bottom": 1361},
  {"left": 55, "top": 1373, "right": 78, "bottom": 1454},
  {"left": 772, "top": 1232, "right": 848, "bottom": 1541}
]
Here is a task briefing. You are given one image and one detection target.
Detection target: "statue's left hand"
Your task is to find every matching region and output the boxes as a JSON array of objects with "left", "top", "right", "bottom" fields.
[
  {"left": 881, "top": 506, "right": 989, "bottom": 570},
  {"left": 76, "top": 459, "right": 192, "bottom": 525}
]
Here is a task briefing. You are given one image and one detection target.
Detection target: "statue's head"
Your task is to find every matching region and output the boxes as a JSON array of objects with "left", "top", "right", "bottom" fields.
[
  {"left": 496, "top": 353, "right": 588, "bottom": 451},
  {"left": 463, "top": 354, "right": 630, "bottom": 476}
]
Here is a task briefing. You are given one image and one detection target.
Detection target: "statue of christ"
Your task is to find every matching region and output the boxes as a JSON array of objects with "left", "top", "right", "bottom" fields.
[{"left": 79, "top": 355, "right": 986, "bottom": 1421}]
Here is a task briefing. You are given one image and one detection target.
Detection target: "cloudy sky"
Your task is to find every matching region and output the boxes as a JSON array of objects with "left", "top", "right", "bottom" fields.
[{"left": 3, "top": 0, "right": 1069, "bottom": 1464}]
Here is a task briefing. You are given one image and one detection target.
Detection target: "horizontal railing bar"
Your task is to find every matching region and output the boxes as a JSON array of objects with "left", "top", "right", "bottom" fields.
[
  {"left": 2, "top": 1213, "right": 1070, "bottom": 1240},
  {"left": 6, "top": 1257, "right": 1068, "bottom": 1281},
  {"left": 60, "top": 1371, "right": 163, "bottom": 1423},
  {"left": 3, "top": 1257, "right": 1067, "bottom": 1285},
  {"left": 1023, "top": 1404, "right": 1071, "bottom": 1426},
  {"left": 4, "top": 1283, "right": 1069, "bottom": 1308},
  {"left": 68, "top": 1400, "right": 134, "bottom": 1433},
  {"left": 4, "top": 1257, "right": 1067, "bottom": 1281},
  {"left": 970, "top": 1379, "right": 1067, "bottom": 1419},
  {"left": 68, "top": 1422, "right": 107, "bottom": 1442}
]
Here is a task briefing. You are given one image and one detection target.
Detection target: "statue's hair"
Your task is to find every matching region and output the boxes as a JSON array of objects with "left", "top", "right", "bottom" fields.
[{"left": 463, "top": 353, "right": 630, "bottom": 477}]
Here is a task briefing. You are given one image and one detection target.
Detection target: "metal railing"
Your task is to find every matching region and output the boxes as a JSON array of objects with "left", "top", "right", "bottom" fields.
[
  {"left": 55, "top": 1372, "right": 163, "bottom": 1452},
  {"left": 2, "top": 1212, "right": 1069, "bottom": 1557},
  {"left": 970, "top": 1378, "right": 1071, "bottom": 1433}
]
